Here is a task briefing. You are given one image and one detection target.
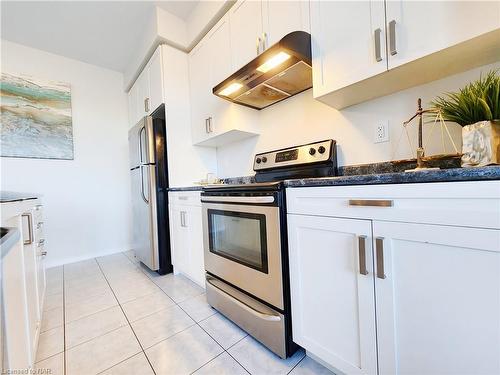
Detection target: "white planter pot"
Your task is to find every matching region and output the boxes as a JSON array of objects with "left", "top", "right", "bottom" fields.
[{"left": 461, "top": 120, "right": 500, "bottom": 167}]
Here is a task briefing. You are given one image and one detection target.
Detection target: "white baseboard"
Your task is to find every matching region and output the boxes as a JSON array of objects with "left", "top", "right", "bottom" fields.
[{"left": 45, "top": 247, "right": 133, "bottom": 269}]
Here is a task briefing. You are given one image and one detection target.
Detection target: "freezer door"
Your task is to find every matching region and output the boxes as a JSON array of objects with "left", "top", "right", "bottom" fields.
[
  {"left": 130, "top": 165, "right": 159, "bottom": 270},
  {"left": 128, "top": 117, "right": 155, "bottom": 168}
]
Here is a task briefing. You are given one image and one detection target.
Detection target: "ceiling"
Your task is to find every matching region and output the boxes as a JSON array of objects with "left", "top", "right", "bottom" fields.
[{"left": 0, "top": 1, "right": 200, "bottom": 73}]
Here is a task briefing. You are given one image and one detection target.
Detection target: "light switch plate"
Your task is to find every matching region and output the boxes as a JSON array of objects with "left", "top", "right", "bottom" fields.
[{"left": 374, "top": 121, "right": 389, "bottom": 143}]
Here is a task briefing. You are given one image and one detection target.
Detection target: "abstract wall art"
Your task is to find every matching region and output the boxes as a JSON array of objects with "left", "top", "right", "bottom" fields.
[{"left": 0, "top": 72, "right": 74, "bottom": 159}]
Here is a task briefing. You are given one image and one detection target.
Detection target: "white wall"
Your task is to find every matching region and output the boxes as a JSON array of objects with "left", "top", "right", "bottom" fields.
[
  {"left": 216, "top": 62, "right": 500, "bottom": 177},
  {"left": 1, "top": 40, "right": 131, "bottom": 267}
]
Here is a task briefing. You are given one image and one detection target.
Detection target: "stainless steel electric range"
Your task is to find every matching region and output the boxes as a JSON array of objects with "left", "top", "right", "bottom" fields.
[{"left": 201, "top": 140, "right": 337, "bottom": 358}]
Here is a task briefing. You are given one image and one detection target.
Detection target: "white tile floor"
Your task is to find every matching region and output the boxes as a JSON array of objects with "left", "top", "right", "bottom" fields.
[{"left": 36, "top": 251, "right": 335, "bottom": 375}]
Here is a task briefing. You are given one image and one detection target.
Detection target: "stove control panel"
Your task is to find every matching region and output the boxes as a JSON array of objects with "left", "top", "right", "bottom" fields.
[{"left": 253, "top": 140, "right": 334, "bottom": 171}]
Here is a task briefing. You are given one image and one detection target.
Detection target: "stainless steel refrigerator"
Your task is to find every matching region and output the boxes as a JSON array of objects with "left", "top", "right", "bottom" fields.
[{"left": 128, "top": 105, "right": 172, "bottom": 274}]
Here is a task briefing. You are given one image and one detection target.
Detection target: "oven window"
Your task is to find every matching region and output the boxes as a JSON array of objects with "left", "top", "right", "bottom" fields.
[{"left": 208, "top": 209, "right": 268, "bottom": 273}]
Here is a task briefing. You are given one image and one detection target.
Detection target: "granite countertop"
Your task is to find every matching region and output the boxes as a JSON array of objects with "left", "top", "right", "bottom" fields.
[
  {"left": 168, "top": 186, "right": 205, "bottom": 192},
  {"left": 0, "top": 191, "right": 39, "bottom": 203},
  {"left": 285, "top": 166, "right": 500, "bottom": 188}
]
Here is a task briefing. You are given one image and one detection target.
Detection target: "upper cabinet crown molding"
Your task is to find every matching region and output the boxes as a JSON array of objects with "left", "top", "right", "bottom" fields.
[{"left": 312, "top": 0, "right": 500, "bottom": 109}]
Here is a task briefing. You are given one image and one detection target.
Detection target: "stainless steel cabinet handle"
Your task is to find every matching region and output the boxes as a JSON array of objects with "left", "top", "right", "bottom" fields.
[
  {"left": 180, "top": 211, "right": 187, "bottom": 227},
  {"left": 41, "top": 251, "right": 47, "bottom": 256},
  {"left": 208, "top": 117, "right": 213, "bottom": 133},
  {"left": 37, "top": 222, "right": 44, "bottom": 229},
  {"left": 375, "top": 237, "right": 386, "bottom": 279},
  {"left": 262, "top": 32, "right": 268, "bottom": 51},
  {"left": 358, "top": 236, "right": 368, "bottom": 275},
  {"left": 349, "top": 199, "right": 393, "bottom": 207},
  {"left": 21, "top": 213, "right": 33, "bottom": 245},
  {"left": 205, "top": 118, "right": 209, "bottom": 134},
  {"left": 256, "top": 36, "right": 261, "bottom": 54},
  {"left": 389, "top": 20, "right": 397, "bottom": 56},
  {"left": 144, "top": 97, "right": 150, "bottom": 113},
  {"left": 374, "top": 28, "right": 383, "bottom": 62}
]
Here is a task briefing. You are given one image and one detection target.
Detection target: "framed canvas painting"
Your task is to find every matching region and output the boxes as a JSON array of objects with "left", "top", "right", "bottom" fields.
[{"left": 0, "top": 72, "right": 74, "bottom": 160}]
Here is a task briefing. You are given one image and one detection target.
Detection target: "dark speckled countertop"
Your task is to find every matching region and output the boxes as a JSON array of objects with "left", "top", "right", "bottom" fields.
[
  {"left": 284, "top": 165, "right": 500, "bottom": 188},
  {"left": 168, "top": 162, "right": 500, "bottom": 191}
]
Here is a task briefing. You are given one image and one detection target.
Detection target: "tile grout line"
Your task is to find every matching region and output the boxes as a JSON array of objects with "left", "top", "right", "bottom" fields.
[
  {"left": 94, "top": 258, "right": 157, "bottom": 375},
  {"left": 129, "top": 255, "right": 254, "bottom": 375}
]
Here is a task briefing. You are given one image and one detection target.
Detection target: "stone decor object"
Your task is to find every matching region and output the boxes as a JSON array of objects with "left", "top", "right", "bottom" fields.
[{"left": 461, "top": 120, "right": 500, "bottom": 167}]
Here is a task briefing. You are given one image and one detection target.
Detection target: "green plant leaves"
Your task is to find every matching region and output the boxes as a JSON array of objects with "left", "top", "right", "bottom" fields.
[{"left": 431, "top": 70, "right": 500, "bottom": 126}]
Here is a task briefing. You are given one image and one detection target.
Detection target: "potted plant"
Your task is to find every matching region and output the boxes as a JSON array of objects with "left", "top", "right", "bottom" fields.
[{"left": 432, "top": 70, "right": 499, "bottom": 167}]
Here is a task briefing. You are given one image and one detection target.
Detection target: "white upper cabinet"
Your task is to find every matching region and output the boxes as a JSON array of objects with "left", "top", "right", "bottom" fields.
[
  {"left": 148, "top": 47, "right": 164, "bottom": 114},
  {"left": 229, "top": 0, "right": 264, "bottom": 69},
  {"left": 188, "top": 13, "right": 259, "bottom": 147},
  {"left": 262, "top": 0, "right": 310, "bottom": 47},
  {"left": 312, "top": 0, "right": 500, "bottom": 109},
  {"left": 311, "top": 0, "right": 386, "bottom": 98},
  {"left": 189, "top": 40, "right": 211, "bottom": 144},
  {"left": 385, "top": 1, "right": 500, "bottom": 69},
  {"left": 127, "top": 46, "right": 165, "bottom": 126},
  {"left": 373, "top": 221, "right": 500, "bottom": 375}
]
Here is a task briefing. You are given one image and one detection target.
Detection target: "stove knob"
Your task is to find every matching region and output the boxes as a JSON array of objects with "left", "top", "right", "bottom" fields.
[
  {"left": 262, "top": 156, "right": 268, "bottom": 163},
  {"left": 256, "top": 157, "right": 262, "bottom": 164},
  {"left": 309, "top": 147, "right": 316, "bottom": 155},
  {"left": 318, "top": 146, "right": 326, "bottom": 154}
]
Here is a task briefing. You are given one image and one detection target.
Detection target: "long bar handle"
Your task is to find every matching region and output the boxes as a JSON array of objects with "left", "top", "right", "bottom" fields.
[
  {"left": 140, "top": 166, "right": 149, "bottom": 204},
  {"left": 374, "top": 28, "right": 383, "bottom": 62},
  {"left": 206, "top": 275, "right": 281, "bottom": 322},
  {"left": 358, "top": 236, "right": 368, "bottom": 275},
  {"left": 205, "top": 118, "right": 210, "bottom": 134},
  {"left": 375, "top": 237, "right": 386, "bottom": 279},
  {"left": 349, "top": 199, "right": 393, "bottom": 207},
  {"left": 21, "top": 213, "right": 33, "bottom": 245},
  {"left": 389, "top": 20, "right": 397, "bottom": 56},
  {"left": 180, "top": 211, "right": 187, "bottom": 227}
]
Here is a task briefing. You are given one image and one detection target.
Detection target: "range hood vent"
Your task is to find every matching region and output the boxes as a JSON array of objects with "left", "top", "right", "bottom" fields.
[{"left": 213, "top": 31, "right": 312, "bottom": 110}]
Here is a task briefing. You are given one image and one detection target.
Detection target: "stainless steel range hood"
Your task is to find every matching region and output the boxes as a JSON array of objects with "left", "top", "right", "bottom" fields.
[{"left": 213, "top": 31, "right": 312, "bottom": 110}]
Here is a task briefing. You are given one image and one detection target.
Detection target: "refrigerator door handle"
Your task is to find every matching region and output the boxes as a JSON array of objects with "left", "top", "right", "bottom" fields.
[
  {"left": 140, "top": 166, "right": 149, "bottom": 204},
  {"left": 139, "top": 125, "right": 145, "bottom": 164}
]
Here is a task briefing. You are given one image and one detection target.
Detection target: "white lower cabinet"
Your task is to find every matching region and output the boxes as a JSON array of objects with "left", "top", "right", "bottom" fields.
[
  {"left": 1, "top": 199, "right": 47, "bottom": 369},
  {"left": 169, "top": 192, "right": 205, "bottom": 287},
  {"left": 288, "top": 214, "right": 377, "bottom": 375},
  {"left": 287, "top": 181, "right": 500, "bottom": 375},
  {"left": 373, "top": 221, "right": 500, "bottom": 375}
]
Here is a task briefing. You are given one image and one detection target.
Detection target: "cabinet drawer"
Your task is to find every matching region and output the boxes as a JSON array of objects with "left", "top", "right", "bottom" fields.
[
  {"left": 286, "top": 181, "right": 500, "bottom": 229},
  {"left": 169, "top": 191, "right": 201, "bottom": 207}
]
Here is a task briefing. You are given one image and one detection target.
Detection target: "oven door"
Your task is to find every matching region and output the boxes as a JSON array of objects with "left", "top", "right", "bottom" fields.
[{"left": 202, "top": 195, "right": 284, "bottom": 310}]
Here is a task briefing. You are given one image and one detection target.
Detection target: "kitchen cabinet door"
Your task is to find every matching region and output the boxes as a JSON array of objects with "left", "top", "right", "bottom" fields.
[
  {"left": 229, "top": 0, "right": 264, "bottom": 69},
  {"left": 262, "top": 0, "right": 310, "bottom": 48},
  {"left": 186, "top": 205, "right": 205, "bottom": 287},
  {"left": 287, "top": 214, "right": 377, "bottom": 375},
  {"left": 188, "top": 41, "right": 211, "bottom": 144},
  {"left": 128, "top": 84, "right": 138, "bottom": 126},
  {"left": 311, "top": 0, "right": 387, "bottom": 98},
  {"left": 373, "top": 221, "right": 500, "bottom": 375},
  {"left": 169, "top": 205, "right": 190, "bottom": 275},
  {"left": 136, "top": 68, "right": 149, "bottom": 120},
  {"left": 21, "top": 213, "right": 40, "bottom": 361},
  {"left": 148, "top": 46, "right": 164, "bottom": 114},
  {"left": 385, "top": 1, "right": 500, "bottom": 70}
]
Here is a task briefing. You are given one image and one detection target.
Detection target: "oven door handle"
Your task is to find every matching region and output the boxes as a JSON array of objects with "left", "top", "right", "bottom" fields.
[
  {"left": 206, "top": 276, "right": 281, "bottom": 322},
  {"left": 201, "top": 196, "right": 275, "bottom": 204}
]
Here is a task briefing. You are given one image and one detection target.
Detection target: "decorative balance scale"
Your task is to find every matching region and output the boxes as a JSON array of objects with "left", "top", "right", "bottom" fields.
[{"left": 395, "top": 98, "right": 461, "bottom": 172}]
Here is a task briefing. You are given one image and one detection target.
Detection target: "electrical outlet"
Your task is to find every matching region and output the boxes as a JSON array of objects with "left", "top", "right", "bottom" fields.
[{"left": 374, "top": 121, "right": 389, "bottom": 143}]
